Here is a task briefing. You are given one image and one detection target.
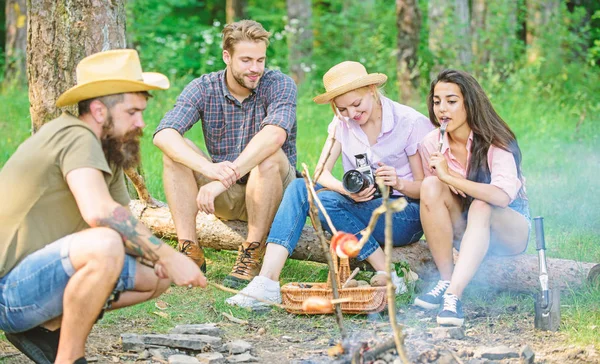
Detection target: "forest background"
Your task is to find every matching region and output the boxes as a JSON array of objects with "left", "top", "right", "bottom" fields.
[{"left": 0, "top": 0, "right": 599, "bottom": 351}]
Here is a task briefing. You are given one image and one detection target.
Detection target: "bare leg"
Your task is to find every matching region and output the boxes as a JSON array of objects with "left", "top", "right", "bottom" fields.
[
  {"left": 162, "top": 139, "right": 204, "bottom": 242},
  {"left": 365, "top": 248, "right": 387, "bottom": 272},
  {"left": 419, "top": 176, "right": 464, "bottom": 280},
  {"left": 111, "top": 263, "right": 171, "bottom": 309},
  {"left": 54, "top": 228, "right": 125, "bottom": 364},
  {"left": 448, "top": 200, "right": 529, "bottom": 298},
  {"left": 258, "top": 244, "right": 289, "bottom": 281},
  {"left": 245, "top": 149, "right": 290, "bottom": 243}
]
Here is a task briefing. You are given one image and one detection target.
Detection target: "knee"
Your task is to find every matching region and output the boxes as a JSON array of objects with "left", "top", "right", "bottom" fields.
[
  {"left": 89, "top": 228, "right": 125, "bottom": 272},
  {"left": 468, "top": 199, "right": 492, "bottom": 218},
  {"left": 255, "top": 152, "right": 284, "bottom": 176},
  {"left": 420, "top": 176, "right": 445, "bottom": 206},
  {"left": 152, "top": 279, "right": 172, "bottom": 299}
]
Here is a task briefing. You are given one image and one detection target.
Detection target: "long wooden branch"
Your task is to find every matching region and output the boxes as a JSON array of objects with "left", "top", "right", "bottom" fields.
[{"left": 130, "top": 200, "right": 598, "bottom": 292}]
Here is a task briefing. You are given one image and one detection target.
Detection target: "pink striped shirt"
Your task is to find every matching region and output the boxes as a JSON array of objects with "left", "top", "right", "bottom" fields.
[{"left": 419, "top": 128, "right": 523, "bottom": 202}]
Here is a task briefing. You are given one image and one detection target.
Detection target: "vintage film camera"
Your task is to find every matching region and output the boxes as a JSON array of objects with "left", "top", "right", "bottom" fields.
[{"left": 342, "top": 153, "right": 383, "bottom": 199}]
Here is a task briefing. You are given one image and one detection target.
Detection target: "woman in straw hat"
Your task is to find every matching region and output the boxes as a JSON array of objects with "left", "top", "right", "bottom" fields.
[
  {"left": 413, "top": 69, "right": 530, "bottom": 327},
  {"left": 226, "top": 61, "right": 434, "bottom": 308}
]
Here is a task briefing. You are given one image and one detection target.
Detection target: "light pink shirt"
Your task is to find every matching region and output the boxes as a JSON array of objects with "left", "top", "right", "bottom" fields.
[
  {"left": 419, "top": 128, "right": 523, "bottom": 202},
  {"left": 327, "top": 96, "right": 433, "bottom": 195}
]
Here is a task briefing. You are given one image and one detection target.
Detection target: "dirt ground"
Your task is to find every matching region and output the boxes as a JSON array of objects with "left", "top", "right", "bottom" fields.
[{"left": 1, "top": 300, "right": 598, "bottom": 364}]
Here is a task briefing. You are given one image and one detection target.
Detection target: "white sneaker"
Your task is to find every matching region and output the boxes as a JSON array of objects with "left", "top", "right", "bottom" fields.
[{"left": 225, "top": 276, "right": 281, "bottom": 308}]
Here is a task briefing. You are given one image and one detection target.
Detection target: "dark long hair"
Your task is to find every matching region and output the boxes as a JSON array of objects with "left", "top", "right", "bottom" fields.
[{"left": 426, "top": 69, "right": 524, "bottom": 210}]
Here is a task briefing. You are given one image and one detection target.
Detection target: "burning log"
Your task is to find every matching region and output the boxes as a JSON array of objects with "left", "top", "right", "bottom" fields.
[{"left": 130, "top": 199, "right": 598, "bottom": 292}]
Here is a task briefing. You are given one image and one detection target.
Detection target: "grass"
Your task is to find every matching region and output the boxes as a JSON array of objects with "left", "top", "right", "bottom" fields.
[{"left": 1, "top": 63, "right": 600, "bottom": 350}]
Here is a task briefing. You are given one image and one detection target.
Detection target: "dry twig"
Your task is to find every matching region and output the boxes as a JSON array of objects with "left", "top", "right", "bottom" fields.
[
  {"left": 342, "top": 267, "right": 361, "bottom": 288},
  {"left": 355, "top": 197, "right": 407, "bottom": 250},
  {"left": 303, "top": 163, "right": 338, "bottom": 235},
  {"left": 302, "top": 166, "right": 347, "bottom": 339},
  {"left": 222, "top": 311, "right": 249, "bottom": 325},
  {"left": 312, "top": 124, "right": 338, "bottom": 183},
  {"left": 380, "top": 180, "right": 409, "bottom": 363}
]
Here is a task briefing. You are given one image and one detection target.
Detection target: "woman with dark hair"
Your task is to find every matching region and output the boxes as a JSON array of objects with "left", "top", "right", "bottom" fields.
[{"left": 413, "top": 69, "right": 530, "bottom": 327}]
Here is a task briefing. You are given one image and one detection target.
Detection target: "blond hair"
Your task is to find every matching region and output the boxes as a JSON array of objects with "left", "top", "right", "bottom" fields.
[
  {"left": 222, "top": 20, "right": 271, "bottom": 55},
  {"left": 330, "top": 85, "right": 383, "bottom": 120}
]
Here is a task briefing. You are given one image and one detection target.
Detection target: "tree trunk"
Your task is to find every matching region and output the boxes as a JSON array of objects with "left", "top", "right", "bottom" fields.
[
  {"left": 454, "top": 0, "right": 472, "bottom": 69},
  {"left": 286, "top": 0, "right": 313, "bottom": 84},
  {"left": 4, "top": 0, "right": 27, "bottom": 86},
  {"left": 526, "top": 0, "right": 560, "bottom": 64},
  {"left": 395, "top": 0, "right": 421, "bottom": 106},
  {"left": 470, "top": 0, "right": 488, "bottom": 66},
  {"left": 27, "top": 1, "right": 157, "bottom": 206},
  {"left": 226, "top": 0, "right": 246, "bottom": 24},
  {"left": 130, "top": 200, "right": 599, "bottom": 293},
  {"left": 27, "top": 0, "right": 127, "bottom": 132}
]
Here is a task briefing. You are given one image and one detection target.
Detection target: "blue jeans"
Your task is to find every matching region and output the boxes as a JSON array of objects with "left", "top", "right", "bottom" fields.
[
  {"left": 267, "top": 179, "right": 423, "bottom": 261},
  {"left": 0, "top": 234, "right": 137, "bottom": 333}
]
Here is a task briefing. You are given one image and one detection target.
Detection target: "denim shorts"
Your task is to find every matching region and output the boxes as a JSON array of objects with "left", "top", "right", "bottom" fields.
[{"left": 0, "top": 234, "right": 137, "bottom": 333}]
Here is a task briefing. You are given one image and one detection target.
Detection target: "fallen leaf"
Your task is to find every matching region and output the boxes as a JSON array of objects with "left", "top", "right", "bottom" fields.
[
  {"left": 155, "top": 300, "right": 169, "bottom": 310},
  {"left": 152, "top": 311, "right": 169, "bottom": 319}
]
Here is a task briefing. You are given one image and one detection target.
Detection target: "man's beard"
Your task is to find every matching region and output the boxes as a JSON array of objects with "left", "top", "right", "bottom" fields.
[
  {"left": 101, "top": 115, "right": 143, "bottom": 169},
  {"left": 232, "top": 68, "right": 262, "bottom": 91}
]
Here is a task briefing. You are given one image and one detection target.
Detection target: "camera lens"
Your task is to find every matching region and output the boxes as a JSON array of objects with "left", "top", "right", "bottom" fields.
[{"left": 343, "top": 170, "right": 367, "bottom": 193}]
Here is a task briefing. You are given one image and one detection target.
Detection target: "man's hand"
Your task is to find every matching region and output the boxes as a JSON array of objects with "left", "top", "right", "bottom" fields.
[
  {"left": 203, "top": 161, "right": 240, "bottom": 189},
  {"left": 158, "top": 249, "right": 207, "bottom": 288},
  {"left": 197, "top": 181, "right": 227, "bottom": 215}
]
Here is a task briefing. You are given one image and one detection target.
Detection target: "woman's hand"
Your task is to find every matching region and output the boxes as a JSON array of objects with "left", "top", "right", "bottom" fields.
[
  {"left": 429, "top": 152, "right": 466, "bottom": 197},
  {"left": 375, "top": 162, "right": 399, "bottom": 187},
  {"left": 348, "top": 185, "right": 376, "bottom": 202},
  {"left": 429, "top": 152, "right": 450, "bottom": 181}
]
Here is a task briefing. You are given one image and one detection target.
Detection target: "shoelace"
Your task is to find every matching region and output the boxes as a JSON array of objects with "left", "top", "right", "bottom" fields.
[
  {"left": 233, "top": 242, "right": 261, "bottom": 275},
  {"left": 179, "top": 240, "right": 195, "bottom": 257},
  {"left": 428, "top": 280, "right": 450, "bottom": 297},
  {"left": 442, "top": 294, "right": 459, "bottom": 313}
]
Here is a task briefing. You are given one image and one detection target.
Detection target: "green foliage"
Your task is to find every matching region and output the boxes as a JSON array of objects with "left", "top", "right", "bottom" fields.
[{"left": 127, "top": 0, "right": 225, "bottom": 78}]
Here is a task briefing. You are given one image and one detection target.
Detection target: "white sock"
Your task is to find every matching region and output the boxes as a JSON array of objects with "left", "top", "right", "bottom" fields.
[{"left": 253, "top": 275, "right": 280, "bottom": 289}]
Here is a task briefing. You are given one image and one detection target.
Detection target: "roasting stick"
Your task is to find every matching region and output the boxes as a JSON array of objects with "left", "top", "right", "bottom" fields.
[
  {"left": 380, "top": 179, "right": 409, "bottom": 363},
  {"left": 303, "top": 163, "right": 338, "bottom": 235},
  {"left": 302, "top": 167, "right": 347, "bottom": 338},
  {"left": 341, "top": 267, "right": 361, "bottom": 288}
]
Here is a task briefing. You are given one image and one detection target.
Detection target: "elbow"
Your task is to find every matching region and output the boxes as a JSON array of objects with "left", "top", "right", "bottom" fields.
[
  {"left": 496, "top": 195, "right": 511, "bottom": 209},
  {"left": 152, "top": 130, "right": 166, "bottom": 150},
  {"left": 272, "top": 129, "right": 287, "bottom": 148}
]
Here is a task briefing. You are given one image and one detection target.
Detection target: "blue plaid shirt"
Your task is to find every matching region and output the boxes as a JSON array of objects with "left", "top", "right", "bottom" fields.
[{"left": 156, "top": 69, "right": 297, "bottom": 167}]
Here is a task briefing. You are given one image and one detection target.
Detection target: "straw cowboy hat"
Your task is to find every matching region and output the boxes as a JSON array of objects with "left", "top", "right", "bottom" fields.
[
  {"left": 56, "top": 49, "right": 170, "bottom": 107},
  {"left": 313, "top": 61, "right": 387, "bottom": 104}
]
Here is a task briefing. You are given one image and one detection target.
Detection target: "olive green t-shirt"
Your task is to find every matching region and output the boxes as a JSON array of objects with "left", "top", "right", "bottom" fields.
[{"left": 0, "top": 113, "right": 130, "bottom": 277}]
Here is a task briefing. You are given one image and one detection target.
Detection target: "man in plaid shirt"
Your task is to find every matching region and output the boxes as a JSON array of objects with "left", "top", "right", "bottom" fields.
[{"left": 153, "top": 20, "right": 297, "bottom": 289}]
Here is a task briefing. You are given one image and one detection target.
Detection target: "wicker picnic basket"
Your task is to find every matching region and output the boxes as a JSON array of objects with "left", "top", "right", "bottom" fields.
[{"left": 280, "top": 244, "right": 387, "bottom": 315}]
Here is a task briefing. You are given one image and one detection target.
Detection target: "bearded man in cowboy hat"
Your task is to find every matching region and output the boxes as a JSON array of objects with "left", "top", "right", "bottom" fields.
[
  {"left": 0, "top": 49, "right": 206, "bottom": 364},
  {"left": 153, "top": 19, "right": 298, "bottom": 289}
]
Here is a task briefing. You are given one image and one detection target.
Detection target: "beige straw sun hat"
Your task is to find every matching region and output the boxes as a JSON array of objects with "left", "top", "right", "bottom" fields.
[
  {"left": 56, "top": 49, "right": 170, "bottom": 107},
  {"left": 313, "top": 61, "right": 387, "bottom": 104}
]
